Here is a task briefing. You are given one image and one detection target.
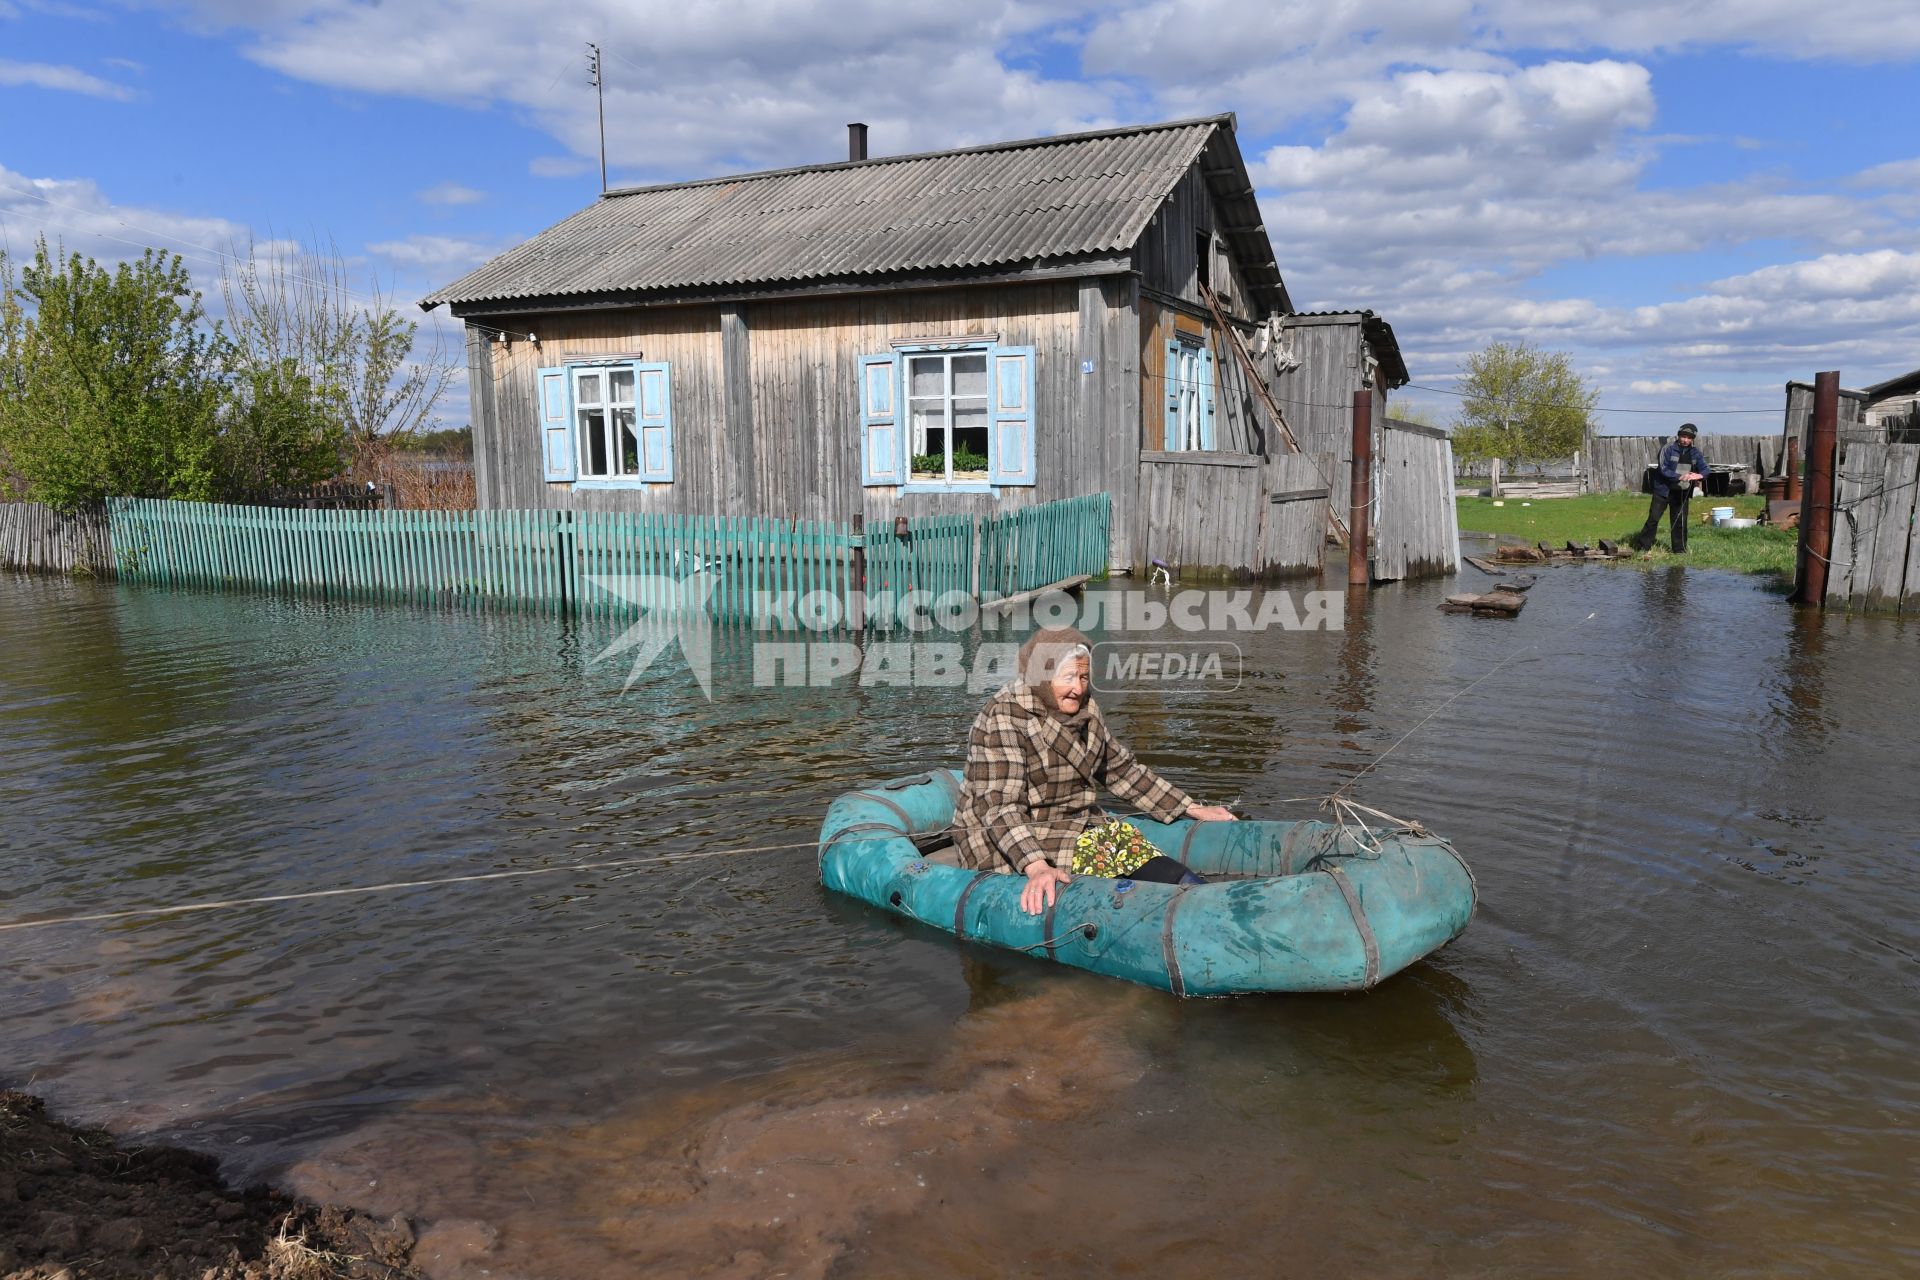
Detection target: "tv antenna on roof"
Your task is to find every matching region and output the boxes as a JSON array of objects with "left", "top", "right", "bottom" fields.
[{"left": 586, "top": 42, "right": 607, "bottom": 194}]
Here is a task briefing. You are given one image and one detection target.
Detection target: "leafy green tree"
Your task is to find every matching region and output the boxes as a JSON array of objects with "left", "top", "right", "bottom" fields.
[
  {"left": 216, "top": 359, "right": 348, "bottom": 497},
  {"left": 0, "top": 240, "right": 225, "bottom": 510},
  {"left": 1452, "top": 340, "right": 1595, "bottom": 466}
]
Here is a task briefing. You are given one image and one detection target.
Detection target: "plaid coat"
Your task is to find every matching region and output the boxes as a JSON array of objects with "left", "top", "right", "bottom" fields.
[{"left": 951, "top": 683, "right": 1194, "bottom": 874}]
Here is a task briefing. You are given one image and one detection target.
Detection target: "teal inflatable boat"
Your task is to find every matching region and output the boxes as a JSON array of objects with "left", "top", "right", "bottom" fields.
[{"left": 819, "top": 770, "right": 1477, "bottom": 996}]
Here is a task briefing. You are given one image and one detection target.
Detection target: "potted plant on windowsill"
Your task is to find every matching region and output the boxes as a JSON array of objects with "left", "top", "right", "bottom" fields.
[{"left": 912, "top": 448, "right": 991, "bottom": 482}]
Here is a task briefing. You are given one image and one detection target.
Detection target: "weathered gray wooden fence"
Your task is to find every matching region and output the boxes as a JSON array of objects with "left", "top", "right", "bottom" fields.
[
  {"left": 1824, "top": 442, "right": 1920, "bottom": 614},
  {"left": 1785, "top": 380, "right": 1873, "bottom": 448},
  {"left": 1583, "top": 434, "right": 1783, "bottom": 494},
  {"left": 1374, "top": 421, "right": 1460, "bottom": 581},
  {"left": 1139, "top": 453, "right": 1267, "bottom": 578},
  {"left": 0, "top": 502, "right": 115, "bottom": 575},
  {"left": 1261, "top": 453, "right": 1334, "bottom": 578}
]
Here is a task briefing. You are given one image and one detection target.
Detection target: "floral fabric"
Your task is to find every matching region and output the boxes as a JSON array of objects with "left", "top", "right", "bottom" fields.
[{"left": 1071, "top": 819, "right": 1161, "bottom": 878}]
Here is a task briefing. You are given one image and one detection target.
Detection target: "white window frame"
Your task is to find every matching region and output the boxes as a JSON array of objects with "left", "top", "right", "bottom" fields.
[
  {"left": 572, "top": 364, "right": 639, "bottom": 480},
  {"left": 903, "top": 345, "right": 992, "bottom": 486}
]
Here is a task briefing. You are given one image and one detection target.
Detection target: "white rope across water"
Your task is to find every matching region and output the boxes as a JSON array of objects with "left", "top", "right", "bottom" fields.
[{"left": 0, "top": 838, "right": 828, "bottom": 935}]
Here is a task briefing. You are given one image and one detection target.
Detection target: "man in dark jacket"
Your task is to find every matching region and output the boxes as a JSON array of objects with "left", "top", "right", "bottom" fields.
[{"left": 1633, "top": 423, "right": 1708, "bottom": 552}]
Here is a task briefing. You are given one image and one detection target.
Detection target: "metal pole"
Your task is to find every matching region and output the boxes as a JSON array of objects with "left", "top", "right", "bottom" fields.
[
  {"left": 1348, "top": 389, "right": 1372, "bottom": 588},
  {"left": 1784, "top": 434, "right": 1802, "bottom": 502},
  {"left": 588, "top": 43, "right": 607, "bottom": 194},
  {"left": 1792, "top": 371, "right": 1839, "bottom": 606},
  {"left": 850, "top": 512, "right": 866, "bottom": 632}
]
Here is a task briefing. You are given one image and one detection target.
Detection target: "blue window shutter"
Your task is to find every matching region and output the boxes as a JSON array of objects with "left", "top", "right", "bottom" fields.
[
  {"left": 988, "top": 345, "right": 1037, "bottom": 486},
  {"left": 537, "top": 365, "right": 576, "bottom": 481},
  {"left": 1164, "top": 340, "right": 1182, "bottom": 450},
  {"left": 859, "top": 353, "right": 904, "bottom": 486},
  {"left": 1199, "top": 343, "right": 1218, "bottom": 450},
  {"left": 634, "top": 361, "right": 674, "bottom": 482}
]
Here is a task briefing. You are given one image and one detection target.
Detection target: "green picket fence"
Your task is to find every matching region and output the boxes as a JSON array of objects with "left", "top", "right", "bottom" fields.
[
  {"left": 572, "top": 510, "right": 856, "bottom": 626},
  {"left": 860, "top": 513, "right": 975, "bottom": 626},
  {"left": 110, "top": 499, "right": 576, "bottom": 616},
  {"left": 105, "top": 494, "right": 1109, "bottom": 626},
  {"left": 980, "top": 492, "right": 1111, "bottom": 598}
]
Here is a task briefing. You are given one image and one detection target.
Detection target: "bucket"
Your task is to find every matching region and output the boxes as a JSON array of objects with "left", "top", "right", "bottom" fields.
[{"left": 1711, "top": 506, "right": 1735, "bottom": 525}]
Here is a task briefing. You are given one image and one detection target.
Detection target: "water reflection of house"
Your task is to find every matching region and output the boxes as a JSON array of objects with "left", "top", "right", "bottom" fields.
[{"left": 424, "top": 114, "right": 1426, "bottom": 578}]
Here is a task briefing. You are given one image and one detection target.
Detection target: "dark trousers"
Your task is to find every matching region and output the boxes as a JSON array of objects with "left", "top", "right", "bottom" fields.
[
  {"left": 1126, "top": 856, "right": 1205, "bottom": 885},
  {"left": 1634, "top": 488, "right": 1691, "bottom": 553}
]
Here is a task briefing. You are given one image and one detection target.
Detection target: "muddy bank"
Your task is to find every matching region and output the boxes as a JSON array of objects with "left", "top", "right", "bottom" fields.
[{"left": 0, "top": 1091, "right": 422, "bottom": 1280}]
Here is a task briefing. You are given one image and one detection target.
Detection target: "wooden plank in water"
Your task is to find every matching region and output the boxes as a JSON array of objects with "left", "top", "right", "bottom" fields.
[{"left": 980, "top": 573, "right": 1091, "bottom": 616}]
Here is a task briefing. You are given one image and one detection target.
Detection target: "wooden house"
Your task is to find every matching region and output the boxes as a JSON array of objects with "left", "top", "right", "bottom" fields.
[
  {"left": 1862, "top": 367, "right": 1920, "bottom": 442},
  {"left": 425, "top": 114, "right": 1428, "bottom": 578}
]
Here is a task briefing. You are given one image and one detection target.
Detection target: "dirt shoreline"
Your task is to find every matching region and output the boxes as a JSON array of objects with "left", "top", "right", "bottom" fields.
[{"left": 1, "top": 1090, "right": 424, "bottom": 1280}]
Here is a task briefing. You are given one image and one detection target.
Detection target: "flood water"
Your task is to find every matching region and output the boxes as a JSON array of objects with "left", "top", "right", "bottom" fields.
[{"left": 2, "top": 559, "right": 1916, "bottom": 1278}]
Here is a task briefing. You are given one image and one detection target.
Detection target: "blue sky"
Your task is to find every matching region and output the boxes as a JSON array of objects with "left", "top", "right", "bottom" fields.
[{"left": 4, "top": 1, "right": 1919, "bottom": 434}]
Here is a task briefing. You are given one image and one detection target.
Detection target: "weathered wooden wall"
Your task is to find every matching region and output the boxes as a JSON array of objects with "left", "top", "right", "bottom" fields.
[
  {"left": 1824, "top": 441, "right": 1920, "bottom": 614},
  {"left": 1133, "top": 166, "right": 1258, "bottom": 323},
  {"left": 1261, "top": 452, "right": 1333, "bottom": 578},
  {"left": 0, "top": 502, "right": 114, "bottom": 576},
  {"left": 1262, "top": 318, "right": 1386, "bottom": 529},
  {"left": 469, "top": 277, "right": 1146, "bottom": 568},
  {"left": 1137, "top": 454, "right": 1264, "bottom": 578},
  {"left": 1372, "top": 421, "right": 1460, "bottom": 581}
]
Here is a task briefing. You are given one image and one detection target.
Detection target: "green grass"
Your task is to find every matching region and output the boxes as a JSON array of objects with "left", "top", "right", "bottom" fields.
[{"left": 1456, "top": 492, "right": 1798, "bottom": 581}]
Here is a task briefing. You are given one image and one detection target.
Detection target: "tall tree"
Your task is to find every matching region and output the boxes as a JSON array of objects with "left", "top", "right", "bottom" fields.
[
  {"left": 1451, "top": 341, "right": 1596, "bottom": 465},
  {"left": 218, "top": 238, "right": 457, "bottom": 481},
  {"left": 0, "top": 240, "right": 225, "bottom": 510}
]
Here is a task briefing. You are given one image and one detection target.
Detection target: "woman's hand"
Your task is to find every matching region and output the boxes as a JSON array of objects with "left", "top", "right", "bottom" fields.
[
  {"left": 1021, "top": 860, "right": 1071, "bottom": 915},
  {"left": 1187, "top": 804, "right": 1237, "bottom": 822}
]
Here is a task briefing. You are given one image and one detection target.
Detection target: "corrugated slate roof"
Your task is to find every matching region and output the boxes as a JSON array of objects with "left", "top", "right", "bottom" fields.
[{"left": 425, "top": 116, "right": 1281, "bottom": 311}]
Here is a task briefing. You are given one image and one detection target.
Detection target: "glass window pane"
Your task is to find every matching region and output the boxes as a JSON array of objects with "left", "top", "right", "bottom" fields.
[
  {"left": 952, "top": 405, "right": 988, "bottom": 473},
  {"left": 910, "top": 404, "right": 946, "bottom": 459},
  {"left": 575, "top": 371, "right": 602, "bottom": 407},
  {"left": 908, "top": 356, "right": 945, "bottom": 398},
  {"left": 952, "top": 354, "right": 987, "bottom": 397},
  {"left": 615, "top": 408, "right": 638, "bottom": 475},
  {"left": 609, "top": 369, "right": 635, "bottom": 407},
  {"left": 579, "top": 408, "right": 607, "bottom": 476}
]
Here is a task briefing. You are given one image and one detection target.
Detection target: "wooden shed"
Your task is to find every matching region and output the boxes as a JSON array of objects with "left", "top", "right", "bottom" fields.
[{"left": 425, "top": 115, "right": 1419, "bottom": 578}]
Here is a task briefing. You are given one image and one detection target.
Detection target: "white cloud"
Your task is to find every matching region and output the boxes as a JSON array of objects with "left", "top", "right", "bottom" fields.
[
  {"left": 0, "top": 58, "right": 136, "bottom": 100},
  {"left": 416, "top": 181, "right": 485, "bottom": 206},
  {"left": 366, "top": 234, "right": 499, "bottom": 274},
  {"left": 1631, "top": 379, "right": 1689, "bottom": 394},
  {"left": 1850, "top": 158, "right": 1920, "bottom": 190},
  {"left": 0, "top": 164, "right": 245, "bottom": 273},
  {"left": 529, "top": 155, "right": 594, "bottom": 179}
]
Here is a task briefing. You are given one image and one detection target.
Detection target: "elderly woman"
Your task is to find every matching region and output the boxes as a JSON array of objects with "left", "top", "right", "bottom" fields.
[{"left": 952, "top": 627, "right": 1236, "bottom": 915}]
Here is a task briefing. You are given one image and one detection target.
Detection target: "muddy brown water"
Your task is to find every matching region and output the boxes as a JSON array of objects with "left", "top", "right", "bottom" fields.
[{"left": 2, "top": 563, "right": 1916, "bottom": 1278}]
